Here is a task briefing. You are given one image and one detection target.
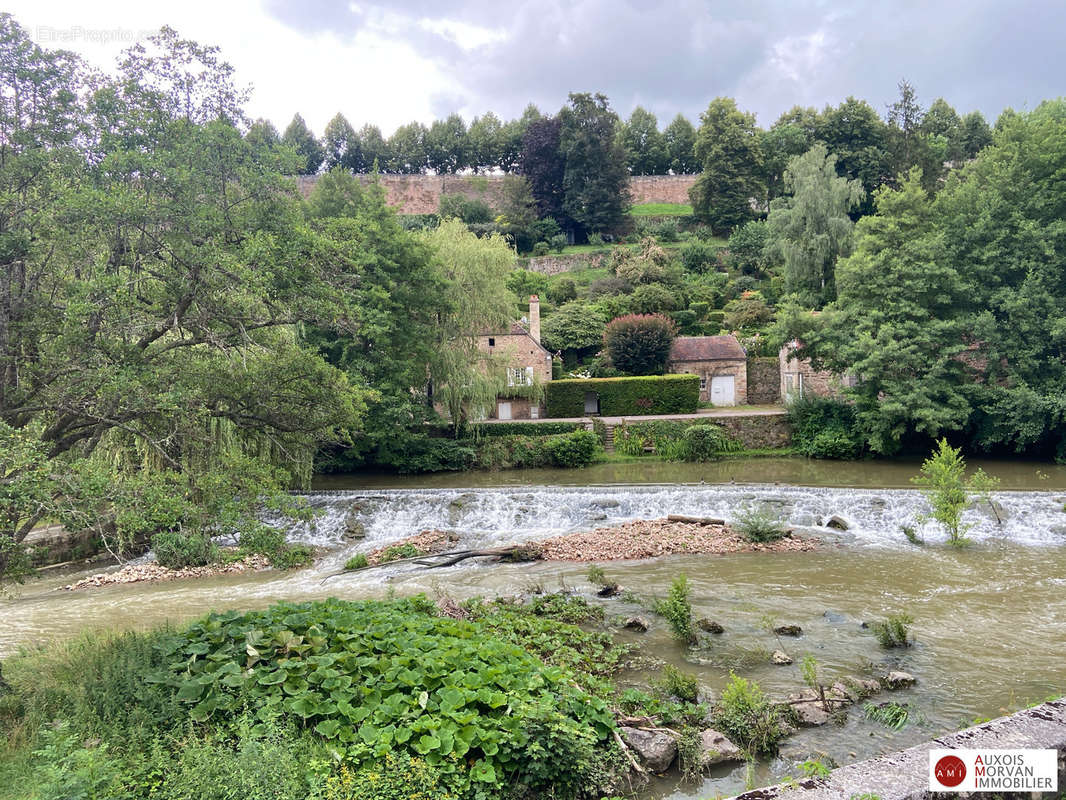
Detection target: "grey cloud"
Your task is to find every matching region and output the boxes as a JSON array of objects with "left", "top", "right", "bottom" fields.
[{"left": 261, "top": 0, "right": 1066, "bottom": 127}]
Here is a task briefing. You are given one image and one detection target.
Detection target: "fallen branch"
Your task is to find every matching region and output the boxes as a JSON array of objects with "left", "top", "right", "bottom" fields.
[
  {"left": 612, "top": 728, "right": 647, "bottom": 775},
  {"left": 666, "top": 514, "right": 726, "bottom": 526}
]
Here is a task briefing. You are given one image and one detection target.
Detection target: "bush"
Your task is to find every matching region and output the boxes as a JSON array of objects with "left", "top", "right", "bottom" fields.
[
  {"left": 152, "top": 531, "right": 217, "bottom": 569},
  {"left": 630, "top": 283, "right": 681, "bottom": 314},
  {"left": 734, "top": 505, "right": 787, "bottom": 543},
  {"left": 541, "top": 302, "right": 608, "bottom": 356},
  {"left": 603, "top": 313, "right": 678, "bottom": 375},
  {"left": 726, "top": 220, "right": 770, "bottom": 275},
  {"left": 587, "top": 232, "right": 604, "bottom": 246},
  {"left": 654, "top": 574, "right": 696, "bottom": 644},
  {"left": 326, "top": 752, "right": 458, "bottom": 800},
  {"left": 237, "top": 527, "right": 312, "bottom": 570},
  {"left": 531, "top": 241, "right": 550, "bottom": 257},
  {"left": 545, "top": 375, "right": 699, "bottom": 418},
  {"left": 344, "top": 553, "right": 368, "bottom": 570},
  {"left": 476, "top": 430, "right": 600, "bottom": 469},
  {"left": 506, "top": 268, "right": 550, "bottom": 299},
  {"left": 714, "top": 672, "right": 786, "bottom": 756},
  {"left": 549, "top": 233, "right": 567, "bottom": 252},
  {"left": 870, "top": 613, "right": 914, "bottom": 648},
  {"left": 679, "top": 239, "right": 716, "bottom": 273},
  {"left": 381, "top": 436, "right": 476, "bottom": 474},
  {"left": 588, "top": 276, "right": 632, "bottom": 298},
  {"left": 682, "top": 424, "right": 742, "bottom": 461},
  {"left": 546, "top": 276, "right": 577, "bottom": 305},
  {"left": 787, "top": 396, "right": 864, "bottom": 460},
  {"left": 159, "top": 598, "right": 615, "bottom": 795},
  {"left": 438, "top": 194, "right": 493, "bottom": 224},
  {"left": 655, "top": 664, "right": 698, "bottom": 702}
]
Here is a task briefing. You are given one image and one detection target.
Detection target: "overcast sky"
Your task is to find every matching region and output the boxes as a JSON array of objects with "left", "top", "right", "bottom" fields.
[{"left": 10, "top": 0, "right": 1066, "bottom": 136}]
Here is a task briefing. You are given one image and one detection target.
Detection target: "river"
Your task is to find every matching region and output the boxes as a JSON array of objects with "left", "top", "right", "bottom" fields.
[{"left": 3, "top": 458, "right": 1065, "bottom": 797}]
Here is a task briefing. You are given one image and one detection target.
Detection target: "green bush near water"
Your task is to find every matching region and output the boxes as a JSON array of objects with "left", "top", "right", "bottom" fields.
[
  {"left": 614, "top": 419, "right": 740, "bottom": 461},
  {"left": 0, "top": 597, "right": 623, "bottom": 800},
  {"left": 475, "top": 430, "right": 600, "bottom": 469},
  {"left": 787, "top": 396, "right": 865, "bottom": 460},
  {"left": 152, "top": 530, "right": 218, "bottom": 569}
]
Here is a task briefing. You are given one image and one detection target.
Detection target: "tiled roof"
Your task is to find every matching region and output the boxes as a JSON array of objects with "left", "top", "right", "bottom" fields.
[{"left": 669, "top": 335, "right": 746, "bottom": 362}]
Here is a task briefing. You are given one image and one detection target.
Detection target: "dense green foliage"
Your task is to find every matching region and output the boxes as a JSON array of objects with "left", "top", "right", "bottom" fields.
[
  {"left": 471, "top": 422, "right": 583, "bottom": 438},
  {"left": 614, "top": 420, "right": 740, "bottom": 461},
  {"left": 714, "top": 673, "right": 788, "bottom": 756},
  {"left": 475, "top": 430, "right": 600, "bottom": 469},
  {"left": 787, "top": 396, "right": 864, "bottom": 460},
  {"left": 690, "top": 98, "right": 763, "bottom": 232},
  {"left": 603, "top": 314, "right": 678, "bottom": 375},
  {"left": 734, "top": 506, "right": 788, "bottom": 543},
  {"left": 545, "top": 375, "right": 699, "bottom": 417},
  {"left": 0, "top": 597, "right": 632, "bottom": 799},
  {"left": 911, "top": 440, "right": 998, "bottom": 546},
  {"left": 870, "top": 613, "right": 914, "bottom": 648},
  {"left": 654, "top": 574, "right": 696, "bottom": 645}
]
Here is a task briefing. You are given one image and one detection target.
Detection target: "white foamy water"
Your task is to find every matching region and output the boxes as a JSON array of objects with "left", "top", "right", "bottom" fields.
[{"left": 281, "top": 485, "right": 1066, "bottom": 551}]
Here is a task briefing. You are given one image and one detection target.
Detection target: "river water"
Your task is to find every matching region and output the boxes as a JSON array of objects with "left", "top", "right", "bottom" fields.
[{"left": 3, "top": 458, "right": 1066, "bottom": 797}]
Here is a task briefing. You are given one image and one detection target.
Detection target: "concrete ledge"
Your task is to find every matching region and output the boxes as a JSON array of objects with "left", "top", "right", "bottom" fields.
[{"left": 730, "top": 699, "right": 1066, "bottom": 800}]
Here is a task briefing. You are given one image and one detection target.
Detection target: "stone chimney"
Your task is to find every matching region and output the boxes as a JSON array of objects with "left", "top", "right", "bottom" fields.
[{"left": 529, "top": 295, "right": 541, "bottom": 344}]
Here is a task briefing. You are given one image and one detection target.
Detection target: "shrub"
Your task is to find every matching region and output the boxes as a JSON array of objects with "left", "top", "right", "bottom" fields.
[
  {"left": 438, "top": 193, "right": 493, "bottom": 224},
  {"left": 382, "top": 436, "right": 476, "bottom": 474},
  {"left": 325, "top": 752, "right": 458, "bottom": 800},
  {"left": 722, "top": 291, "right": 773, "bottom": 332},
  {"left": 603, "top": 313, "right": 678, "bottom": 375},
  {"left": 506, "top": 268, "right": 550, "bottom": 299},
  {"left": 549, "top": 233, "right": 567, "bottom": 252},
  {"left": 235, "top": 527, "right": 311, "bottom": 569},
  {"left": 541, "top": 302, "right": 608, "bottom": 356},
  {"left": 682, "top": 424, "right": 742, "bottom": 461},
  {"left": 587, "top": 232, "right": 604, "bottom": 246},
  {"left": 544, "top": 430, "right": 600, "bottom": 467},
  {"left": 630, "top": 283, "right": 681, "bottom": 314},
  {"left": 726, "top": 220, "right": 770, "bottom": 276},
  {"left": 475, "top": 430, "right": 600, "bottom": 469},
  {"left": 680, "top": 240, "right": 716, "bottom": 273},
  {"left": 532, "top": 241, "right": 549, "bottom": 257},
  {"left": 545, "top": 375, "right": 699, "bottom": 418},
  {"left": 652, "top": 218, "right": 681, "bottom": 242},
  {"left": 159, "top": 598, "right": 616, "bottom": 795},
  {"left": 912, "top": 439, "right": 999, "bottom": 547},
  {"left": 734, "top": 505, "right": 787, "bottom": 543},
  {"left": 787, "top": 396, "right": 864, "bottom": 460},
  {"left": 152, "top": 531, "right": 218, "bottom": 569},
  {"left": 869, "top": 613, "right": 913, "bottom": 648},
  {"left": 714, "top": 672, "right": 786, "bottom": 756},
  {"left": 654, "top": 574, "right": 696, "bottom": 645},
  {"left": 655, "top": 664, "right": 699, "bottom": 702},
  {"left": 588, "top": 276, "right": 632, "bottom": 298},
  {"left": 344, "top": 553, "right": 368, "bottom": 570},
  {"left": 546, "top": 276, "right": 577, "bottom": 305}
]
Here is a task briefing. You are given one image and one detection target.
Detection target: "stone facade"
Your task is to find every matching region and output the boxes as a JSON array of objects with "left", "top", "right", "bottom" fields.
[
  {"left": 295, "top": 173, "right": 699, "bottom": 216},
  {"left": 779, "top": 343, "right": 851, "bottom": 400},
  {"left": 523, "top": 251, "right": 609, "bottom": 275},
  {"left": 746, "top": 357, "right": 781, "bottom": 404},
  {"left": 668, "top": 336, "right": 748, "bottom": 405},
  {"left": 477, "top": 297, "right": 552, "bottom": 419}
]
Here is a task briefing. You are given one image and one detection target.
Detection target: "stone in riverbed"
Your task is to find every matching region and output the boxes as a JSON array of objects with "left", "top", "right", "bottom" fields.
[
  {"left": 624, "top": 616, "right": 650, "bottom": 632},
  {"left": 620, "top": 726, "right": 677, "bottom": 772},
  {"left": 699, "top": 728, "right": 744, "bottom": 767},
  {"left": 787, "top": 689, "right": 833, "bottom": 726},
  {"left": 343, "top": 505, "right": 366, "bottom": 539},
  {"left": 698, "top": 618, "right": 725, "bottom": 634},
  {"left": 825, "top": 515, "right": 850, "bottom": 531},
  {"left": 590, "top": 497, "right": 621, "bottom": 508},
  {"left": 885, "top": 670, "right": 916, "bottom": 688},
  {"left": 773, "top": 624, "right": 802, "bottom": 637},
  {"left": 772, "top": 649, "right": 793, "bottom": 665}
]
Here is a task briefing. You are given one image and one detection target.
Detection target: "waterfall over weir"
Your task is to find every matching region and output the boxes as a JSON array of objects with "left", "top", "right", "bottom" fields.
[{"left": 282, "top": 484, "right": 1066, "bottom": 553}]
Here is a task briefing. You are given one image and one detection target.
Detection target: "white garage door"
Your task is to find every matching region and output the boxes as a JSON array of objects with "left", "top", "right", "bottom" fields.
[{"left": 710, "top": 375, "right": 736, "bottom": 406}]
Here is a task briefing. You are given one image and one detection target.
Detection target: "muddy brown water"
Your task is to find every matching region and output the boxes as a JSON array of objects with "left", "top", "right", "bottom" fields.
[{"left": 3, "top": 458, "right": 1066, "bottom": 798}]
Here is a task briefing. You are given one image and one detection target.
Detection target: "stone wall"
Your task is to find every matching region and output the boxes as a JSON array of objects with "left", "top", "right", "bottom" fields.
[
  {"left": 747, "top": 357, "right": 782, "bottom": 404},
  {"left": 523, "top": 251, "right": 609, "bottom": 275},
  {"left": 717, "top": 413, "right": 791, "bottom": 449},
  {"left": 294, "top": 173, "right": 698, "bottom": 216}
]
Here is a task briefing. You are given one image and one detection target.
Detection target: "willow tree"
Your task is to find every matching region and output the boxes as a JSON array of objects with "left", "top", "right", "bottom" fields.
[
  {"left": 421, "top": 219, "right": 518, "bottom": 433},
  {"left": 767, "top": 143, "right": 865, "bottom": 308}
]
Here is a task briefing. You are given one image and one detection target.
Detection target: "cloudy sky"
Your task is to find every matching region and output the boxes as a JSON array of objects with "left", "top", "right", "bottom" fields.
[{"left": 9, "top": 0, "right": 1065, "bottom": 136}]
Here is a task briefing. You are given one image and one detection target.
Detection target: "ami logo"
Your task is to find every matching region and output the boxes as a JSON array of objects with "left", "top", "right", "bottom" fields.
[{"left": 933, "top": 754, "right": 967, "bottom": 787}]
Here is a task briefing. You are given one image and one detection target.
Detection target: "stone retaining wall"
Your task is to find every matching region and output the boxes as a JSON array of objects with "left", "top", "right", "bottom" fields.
[
  {"left": 294, "top": 174, "right": 698, "bottom": 216},
  {"left": 523, "top": 251, "right": 609, "bottom": 275},
  {"left": 717, "top": 413, "right": 791, "bottom": 449},
  {"left": 747, "top": 357, "right": 782, "bottom": 404},
  {"left": 730, "top": 699, "right": 1066, "bottom": 800}
]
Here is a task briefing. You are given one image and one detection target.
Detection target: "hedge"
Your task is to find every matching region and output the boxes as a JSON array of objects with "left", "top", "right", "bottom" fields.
[
  {"left": 471, "top": 421, "right": 584, "bottom": 438},
  {"left": 545, "top": 374, "right": 700, "bottom": 417}
]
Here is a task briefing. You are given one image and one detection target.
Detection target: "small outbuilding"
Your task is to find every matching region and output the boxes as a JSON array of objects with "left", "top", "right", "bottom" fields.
[{"left": 667, "top": 335, "right": 747, "bottom": 405}]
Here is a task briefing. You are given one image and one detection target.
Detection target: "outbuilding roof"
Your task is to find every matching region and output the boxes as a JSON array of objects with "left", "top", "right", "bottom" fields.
[{"left": 669, "top": 335, "right": 746, "bottom": 362}]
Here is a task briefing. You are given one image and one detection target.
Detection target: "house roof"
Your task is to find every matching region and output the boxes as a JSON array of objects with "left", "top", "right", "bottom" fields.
[
  {"left": 669, "top": 335, "right": 746, "bottom": 362},
  {"left": 479, "top": 320, "right": 551, "bottom": 356}
]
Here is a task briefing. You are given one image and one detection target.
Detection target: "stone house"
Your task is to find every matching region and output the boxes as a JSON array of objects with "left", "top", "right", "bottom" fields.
[
  {"left": 667, "top": 335, "right": 747, "bottom": 405},
  {"left": 476, "top": 295, "right": 553, "bottom": 419},
  {"left": 779, "top": 340, "right": 856, "bottom": 401}
]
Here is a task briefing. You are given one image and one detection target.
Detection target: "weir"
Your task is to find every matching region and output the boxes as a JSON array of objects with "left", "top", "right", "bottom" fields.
[{"left": 730, "top": 699, "right": 1066, "bottom": 800}]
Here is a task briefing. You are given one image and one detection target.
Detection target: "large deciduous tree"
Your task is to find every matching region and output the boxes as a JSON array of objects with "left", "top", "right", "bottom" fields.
[
  {"left": 663, "top": 114, "right": 699, "bottom": 174},
  {"left": 621, "top": 106, "right": 668, "bottom": 175},
  {"left": 767, "top": 144, "right": 865, "bottom": 307},
  {"left": 519, "top": 116, "right": 567, "bottom": 224},
  {"left": 690, "top": 97, "right": 763, "bottom": 233},
  {"left": 425, "top": 113, "right": 469, "bottom": 174},
  {"left": 387, "top": 121, "right": 428, "bottom": 174},
  {"left": 322, "top": 112, "right": 362, "bottom": 171},
  {"left": 558, "top": 92, "right": 631, "bottom": 237}
]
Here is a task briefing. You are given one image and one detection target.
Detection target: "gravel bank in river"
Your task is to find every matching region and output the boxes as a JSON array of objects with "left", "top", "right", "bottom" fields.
[
  {"left": 62, "top": 554, "right": 272, "bottom": 591},
  {"left": 537, "top": 518, "right": 817, "bottom": 561}
]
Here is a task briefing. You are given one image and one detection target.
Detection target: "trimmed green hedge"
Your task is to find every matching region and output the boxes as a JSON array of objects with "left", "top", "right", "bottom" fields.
[
  {"left": 471, "top": 421, "right": 584, "bottom": 438},
  {"left": 545, "top": 374, "right": 700, "bottom": 417}
]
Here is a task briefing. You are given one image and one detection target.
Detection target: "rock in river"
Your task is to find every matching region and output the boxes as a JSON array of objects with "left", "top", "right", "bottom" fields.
[
  {"left": 772, "top": 650, "right": 793, "bottom": 665},
  {"left": 825, "top": 515, "right": 850, "bottom": 531},
  {"left": 624, "top": 616, "right": 650, "bottom": 632},
  {"left": 698, "top": 618, "right": 725, "bottom": 634},
  {"left": 885, "top": 670, "right": 916, "bottom": 688},
  {"left": 773, "top": 624, "right": 802, "bottom": 637},
  {"left": 620, "top": 726, "right": 677, "bottom": 772},
  {"left": 699, "top": 728, "right": 744, "bottom": 767}
]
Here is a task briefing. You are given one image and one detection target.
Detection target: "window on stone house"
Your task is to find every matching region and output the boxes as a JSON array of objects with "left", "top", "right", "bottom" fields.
[
  {"left": 507, "top": 366, "right": 534, "bottom": 387},
  {"left": 488, "top": 337, "right": 495, "bottom": 347},
  {"left": 699, "top": 376, "right": 707, "bottom": 391}
]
